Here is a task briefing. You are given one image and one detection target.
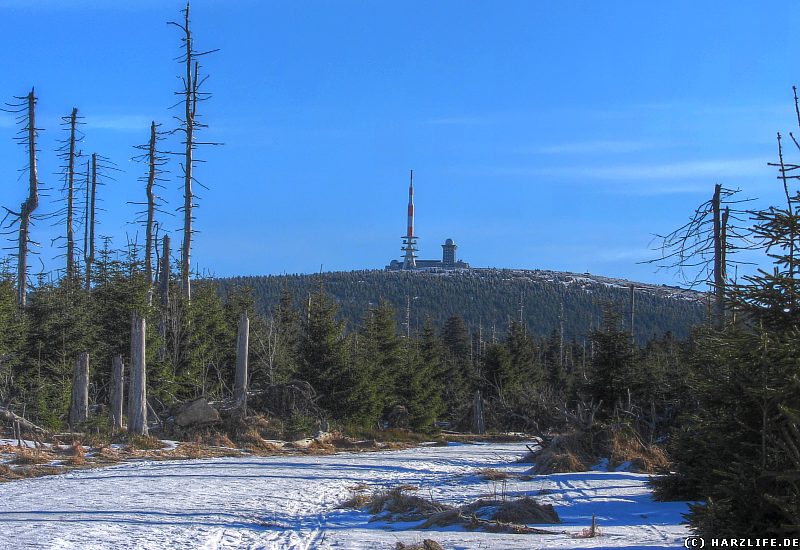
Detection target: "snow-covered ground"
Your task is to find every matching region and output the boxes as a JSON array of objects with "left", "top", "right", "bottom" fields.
[{"left": 0, "top": 442, "right": 689, "bottom": 549}]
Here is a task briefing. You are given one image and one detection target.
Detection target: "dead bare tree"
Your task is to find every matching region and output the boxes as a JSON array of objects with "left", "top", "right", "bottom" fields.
[
  {"left": 83, "top": 155, "right": 97, "bottom": 290},
  {"left": 642, "top": 184, "right": 753, "bottom": 328},
  {"left": 169, "top": 2, "right": 219, "bottom": 300},
  {"left": 2, "top": 89, "right": 41, "bottom": 307},
  {"left": 82, "top": 153, "right": 118, "bottom": 290},
  {"left": 47, "top": 108, "right": 86, "bottom": 283},
  {"left": 131, "top": 121, "right": 170, "bottom": 289}
]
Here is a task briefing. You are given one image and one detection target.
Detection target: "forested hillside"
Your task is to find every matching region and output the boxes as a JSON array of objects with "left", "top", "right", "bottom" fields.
[{"left": 218, "top": 268, "right": 706, "bottom": 344}]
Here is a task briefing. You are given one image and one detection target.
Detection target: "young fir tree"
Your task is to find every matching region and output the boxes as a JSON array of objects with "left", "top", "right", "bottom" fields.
[
  {"left": 360, "top": 299, "right": 402, "bottom": 417},
  {"left": 583, "top": 304, "right": 635, "bottom": 414},
  {"left": 439, "top": 315, "right": 473, "bottom": 423},
  {"left": 397, "top": 319, "right": 444, "bottom": 431}
]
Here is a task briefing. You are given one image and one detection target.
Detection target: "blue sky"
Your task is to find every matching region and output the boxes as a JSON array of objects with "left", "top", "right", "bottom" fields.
[{"left": 0, "top": 1, "right": 797, "bottom": 285}]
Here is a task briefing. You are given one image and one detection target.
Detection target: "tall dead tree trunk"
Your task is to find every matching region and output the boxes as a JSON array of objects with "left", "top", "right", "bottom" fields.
[
  {"left": 16, "top": 90, "right": 39, "bottom": 307},
  {"left": 472, "top": 390, "right": 485, "bottom": 434},
  {"left": 235, "top": 312, "right": 249, "bottom": 413},
  {"left": 629, "top": 283, "right": 636, "bottom": 343},
  {"left": 70, "top": 352, "right": 89, "bottom": 427},
  {"left": 170, "top": 3, "right": 217, "bottom": 300},
  {"left": 111, "top": 355, "right": 124, "bottom": 430},
  {"left": 158, "top": 235, "right": 170, "bottom": 361},
  {"left": 712, "top": 184, "right": 728, "bottom": 328},
  {"left": 145, "top": 122, "right": 157, "bottom": 286},
  {"left": 65, "top": 107, "right": 78, "bottom": 282},
  {"left": 180, "top": 3, "right": 197, "bottom": 300},
  {"left": 84, "top": 154, "right": 97, "bottom": 291},
  {"left": 128, "top": 313, "right": 147, "bottom": 435}
]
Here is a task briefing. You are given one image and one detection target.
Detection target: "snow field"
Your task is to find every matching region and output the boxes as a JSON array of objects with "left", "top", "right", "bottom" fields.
[{"left": 0, "top": 443, "right": 690, "bottom": 549}]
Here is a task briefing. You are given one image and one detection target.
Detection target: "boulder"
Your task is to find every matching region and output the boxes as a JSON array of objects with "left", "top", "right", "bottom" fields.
[{"left": 175, "top": 398, "right": 220, "bottom": 427}]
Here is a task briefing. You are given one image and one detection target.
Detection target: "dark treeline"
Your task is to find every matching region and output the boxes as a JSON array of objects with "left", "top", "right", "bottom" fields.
[
  {"left": 218, "top": 269, "right": 706, "bottom": 344},
  {"left": 0, "top": 251, "right": 694, "bottom": 438}
]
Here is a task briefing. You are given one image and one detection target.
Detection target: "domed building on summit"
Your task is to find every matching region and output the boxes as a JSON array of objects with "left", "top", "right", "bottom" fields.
[{"left": 385, "top": 172, "right": 470, "bottom": 272}]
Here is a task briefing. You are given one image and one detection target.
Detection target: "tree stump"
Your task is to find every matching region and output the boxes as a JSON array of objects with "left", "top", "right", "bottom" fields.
[
  {"left": 111, "top": 355, "right": 124, "bottom": 430},
  {"left": 235, "top": 312, "right": 249, "bottom": 414},
  {"left": 128, "top": 313, "right": 147, "bottom": 435},
  {"left": 472, "top": 389, "right": 485, "bottom": 435},
  {"left": 70, "top": 352, "right": 89, "bottom": 427}
]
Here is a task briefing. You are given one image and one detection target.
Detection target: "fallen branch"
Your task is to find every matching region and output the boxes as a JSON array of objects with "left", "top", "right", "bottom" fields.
[{"left": 0, "top": 407, "right": 49, "bottom": 436}]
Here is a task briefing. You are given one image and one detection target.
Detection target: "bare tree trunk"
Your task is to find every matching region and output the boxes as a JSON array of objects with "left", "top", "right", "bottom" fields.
[
  {"left": 472, "top": 390, "right": 485, "bottom": 434},
  {"left": 128, "top": 314, "right": 147, "bottom": 435},
  {"left": 629, "top": 283, "right": 636, "bottom": 344},
  {"left": 145, "top": 121, "right": 157, "bottom": 286},
  {"left": 111, "top": 355, "right": 124, "bottom": 430},
  {"left": 17, "top": 90, "right": 39, "bottom": 307},
  {"left": 180, "top": 3, "right": 197, "bottom": 300},
  {"left": 712, "top": 184, "right": 726, "bottom": 327},
  {"left": 65, "top": 107, "right": 78, "bottom": 282},
  {"left": 84, "top": 154, "right": 97, "bottom": 291},
  {"left": 235, "top": 312, "right": 249, "bottom": 413},
  {"left": 69, "top": 352, "right": 89, "bottom": 427},
  {"left": 158, "top": 235, "right": 170, "bottom": 362}
]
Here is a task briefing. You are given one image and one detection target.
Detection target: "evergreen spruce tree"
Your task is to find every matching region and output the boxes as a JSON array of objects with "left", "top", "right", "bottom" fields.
[
  {"left": 584, "top": 304, "right": 634, "bottom": 413},
  {"left": 439, "top": 315, "right": 473, "bottom": 423},
  {"left": 398, "top": 319, "right": 444, "bottom": 431}
]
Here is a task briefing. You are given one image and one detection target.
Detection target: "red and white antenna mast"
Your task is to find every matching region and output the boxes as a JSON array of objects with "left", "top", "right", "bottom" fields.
[{"left": 401, "top": 170, "right": 418, "bottom": 269}]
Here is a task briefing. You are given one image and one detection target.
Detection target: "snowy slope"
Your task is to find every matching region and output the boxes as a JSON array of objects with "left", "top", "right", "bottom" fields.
[{"left": 0, "top": 443, "right": 689, "bottom": 549}]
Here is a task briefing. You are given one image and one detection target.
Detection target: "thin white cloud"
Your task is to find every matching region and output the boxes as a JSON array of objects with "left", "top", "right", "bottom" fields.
[
  {"left": 580, "top": 157, "right": 769, "bottom": 180},
  {"left": 521, "top": 157, "right": 770, "bottom": 181},
  {"left": 524, "top": 140, "right": 658, "bottom": 155}
]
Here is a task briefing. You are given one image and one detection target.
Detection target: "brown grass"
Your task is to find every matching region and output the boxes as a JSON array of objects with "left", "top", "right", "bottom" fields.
[
  {"left": 340, "top": 485, "right": 559, "bottom": 534},
  {"left": 476, "top": 468, "right": 512, "bottom": 481},
  {"left": 572, "top": 514, "right": 601, "bottom": 538},
  {"left": 11, "top": 447, "right": 54, "bottom": 465},
  {"left": 338, "top": 492, "right": 373, "bottom": 509},
  {"left": 63, "top": 443, "right": 87, "bottom": 466},
  {"left": 95, "top": 446, "right": 122, "bottom": 463},
  {"left": 464, "top": 496, "right": 559, "bottom": 524},
  {"left": 528, "top": 426, "right": 670, "bottom": 475},
  {"left": 0, "top": 464, "right": 20, "bottom": 481},
  {"left": 395, "top": 540, "right": 445, "bottom": 550},
  {"left": 238, "top": 428, "right": 280, "bottom": 453},
  {"left": 125, "top": 435, "right": 166, "bottom": 450}
]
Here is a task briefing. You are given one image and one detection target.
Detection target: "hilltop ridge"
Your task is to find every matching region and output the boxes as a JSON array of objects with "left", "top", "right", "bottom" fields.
[{"left": 218, "top": 268, "right": 705, "bottom": 343}]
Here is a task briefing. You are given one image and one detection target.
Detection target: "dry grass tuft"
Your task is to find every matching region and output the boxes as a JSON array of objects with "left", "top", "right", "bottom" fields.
[
  {"left": 11, "top": 447, "right": 54, "bottom": 466},
  {"left": 466, "top": 496, "right": 560, "bottom": 524},
  {"left": 238, "top": 428, "right": 279, "bottom": 453},
  {"left": 476, "top": 468, "right": 512, "bottom": 481},
  {"left": 572, "top": 514, "right": 601, "bottom": 538},
  {"left": 63, "top": 443, "right": 87, "bottom": 466},
  {"left": 338, "top": 492, "right": 373, "bottom": 509},
  {"left": 528, "top": 426, "right": 670, "bottom": 475},
  {"left": 608, "top": 430, "right": 669, "bottom": 473},
  {"left": 125, "top": 435, "right": 166, "bottom": 451},
  {"left": 95, "top": 446, "right": 122, "bottom": 463},
  {"left": 212, "top": 433, "right": 237, "bottom": 448},
  {"left": 340, "top": 485, "right": 559, "bottom": 534},
  {"left": 395, "top": 540, "right": 445, "bottom": 550},
  {"left": 0, "top": 464, "right": 20, "bottom": 481}
]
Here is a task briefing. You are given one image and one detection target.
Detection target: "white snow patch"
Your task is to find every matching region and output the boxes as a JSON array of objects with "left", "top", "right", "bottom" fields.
[{"left": 0, "top": 443, "right": 690, "bottom": 549}]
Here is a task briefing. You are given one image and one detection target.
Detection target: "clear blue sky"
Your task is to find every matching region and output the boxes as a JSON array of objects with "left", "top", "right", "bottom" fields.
[{"left": 0, "top": 1, "right": 797, "bottom": 285}]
